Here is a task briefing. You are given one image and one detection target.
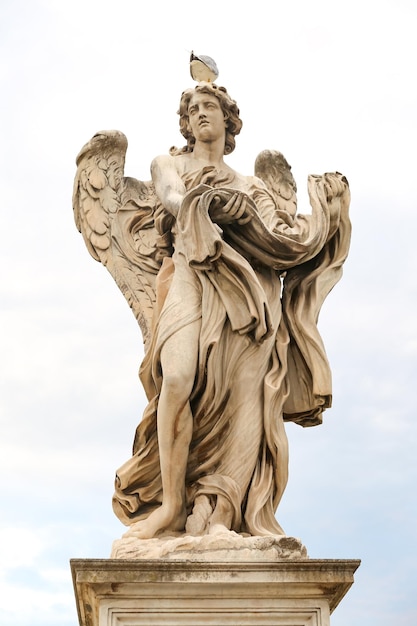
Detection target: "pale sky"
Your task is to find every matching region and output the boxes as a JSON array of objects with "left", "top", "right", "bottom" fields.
[{"left": 1, "top": 1, "right": 416, "bottom": 624}]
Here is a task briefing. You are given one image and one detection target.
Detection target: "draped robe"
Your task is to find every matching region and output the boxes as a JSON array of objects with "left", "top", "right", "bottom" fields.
[{"left": 112, "top": 164, "right": 351, "bottom": 535}]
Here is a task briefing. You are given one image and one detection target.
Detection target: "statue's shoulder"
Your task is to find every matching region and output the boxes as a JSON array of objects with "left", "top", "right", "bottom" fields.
[
  {"left": 233, "top": 171, "right": 268, "bottom": 193},
  {"left": 151, "top": 154, "right": 180, "bottom": 185},
  {"left": 247, "top": 174, "right": 268, "bottom": 188},
  {"left": 151, "top": 152, "right": 188, "bottom": 177},
  {"left": 151, "top": 153, "right": 176, "bottom": 168}
]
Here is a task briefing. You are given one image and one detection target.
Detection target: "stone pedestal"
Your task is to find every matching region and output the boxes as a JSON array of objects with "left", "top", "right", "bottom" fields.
[{"left": 71, "top": 557, "right": 360, "bottom": 625}]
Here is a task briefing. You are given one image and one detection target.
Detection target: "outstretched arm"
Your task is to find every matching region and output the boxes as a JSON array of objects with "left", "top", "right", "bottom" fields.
[{"left": 151, "top": 155, "right": 186, "bottom": 218}]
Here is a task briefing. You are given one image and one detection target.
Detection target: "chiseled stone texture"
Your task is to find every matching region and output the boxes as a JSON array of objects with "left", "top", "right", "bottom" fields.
[
  {"left": 111, "top": 532, "right": 308, "bottom": 561},
  {"left": 73, "top": 83, "right": 351, "bottom": 541},
  {"left": 71, "top": 558, "right": 360, "bottom": 626}
]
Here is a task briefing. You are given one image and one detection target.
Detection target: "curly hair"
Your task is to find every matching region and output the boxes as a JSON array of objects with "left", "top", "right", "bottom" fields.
[{"left": 170, "top": 83, "right": 243, "bottom": 156}]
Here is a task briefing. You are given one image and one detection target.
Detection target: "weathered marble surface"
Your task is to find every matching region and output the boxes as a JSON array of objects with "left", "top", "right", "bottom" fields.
[
  {"left": 71, "top": 558, "right": 360, "bottom": 626},
  {"left": 73, "top": 81, "right": 351, "bottom": 542},
  {"left": 111, "top": 531, "right": 307, "bottom": 561}
]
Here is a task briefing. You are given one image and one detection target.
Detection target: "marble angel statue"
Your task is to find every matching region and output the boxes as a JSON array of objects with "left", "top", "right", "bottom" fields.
[{"left": 73, "top": 80, "right": 351, "bottom": 540}]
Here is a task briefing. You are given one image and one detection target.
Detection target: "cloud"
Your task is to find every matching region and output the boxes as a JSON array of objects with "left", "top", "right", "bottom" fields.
[{"left": 1, "top": 1, "right": 417, "bottom": 625}]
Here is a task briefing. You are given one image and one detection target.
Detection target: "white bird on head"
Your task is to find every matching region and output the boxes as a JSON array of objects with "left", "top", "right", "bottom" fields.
[{"left": 189, "top": 51, "right": 219, "bottom": 83}]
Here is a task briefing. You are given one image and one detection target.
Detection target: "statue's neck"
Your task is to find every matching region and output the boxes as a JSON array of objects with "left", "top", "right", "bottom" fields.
[{"left": 192, "top": 140, "right": 225, "bottom": 169}]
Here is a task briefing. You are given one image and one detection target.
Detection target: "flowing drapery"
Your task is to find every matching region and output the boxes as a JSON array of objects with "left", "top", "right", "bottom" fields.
[{"left": 112, "top": 167, "right": 350, "bottom": 535}]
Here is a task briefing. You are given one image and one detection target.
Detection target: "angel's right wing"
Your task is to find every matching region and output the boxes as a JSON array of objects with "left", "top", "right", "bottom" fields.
[{"left": 73, "top": 130, "right": 161, "bottom": 350}]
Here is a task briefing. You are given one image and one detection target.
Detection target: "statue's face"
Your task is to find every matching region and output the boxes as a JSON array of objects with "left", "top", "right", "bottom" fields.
[{"left": 187, "top": 92, "right": 226, "bottom": 144}]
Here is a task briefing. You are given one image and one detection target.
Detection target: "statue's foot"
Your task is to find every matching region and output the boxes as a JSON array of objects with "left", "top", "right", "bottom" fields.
[
  {"left": 208, "top": 494, "right": 234, "bottom": 532},
  {"left": 208, "top": 523, "right": 234, "bottom": 536},
  {"left": 185, "top": 495, "right": 212, "bottom": 535},
  {"left": 131, "top": 504, "right": 186, "bottom": 539}
]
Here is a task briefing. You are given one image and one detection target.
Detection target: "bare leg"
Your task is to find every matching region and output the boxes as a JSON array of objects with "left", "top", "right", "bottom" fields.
[{"left": 133, "top": 317, "right": 201, "bottom": 539}]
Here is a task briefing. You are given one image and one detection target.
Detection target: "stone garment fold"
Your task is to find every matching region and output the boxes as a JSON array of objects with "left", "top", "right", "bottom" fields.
[{"left": 112, "top": 168, "right": 351, "bottom": 535}]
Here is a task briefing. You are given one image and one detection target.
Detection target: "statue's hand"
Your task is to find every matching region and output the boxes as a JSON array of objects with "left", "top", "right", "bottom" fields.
[
  {"left": 323, "top": 173, "right": 348, "bottom": 202},
  {"left": 210, "top": 191, "right": 252, "bottom": 225}
]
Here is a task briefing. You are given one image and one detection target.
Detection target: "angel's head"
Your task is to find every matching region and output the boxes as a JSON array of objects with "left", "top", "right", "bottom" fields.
[{"left": 170, "top": 83, "right": 242, "bottom": 156}]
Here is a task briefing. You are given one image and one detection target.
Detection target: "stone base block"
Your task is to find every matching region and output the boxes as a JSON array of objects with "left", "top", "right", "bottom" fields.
[{"left": 71, "top": 558, "right": 360, "bottom": 625}]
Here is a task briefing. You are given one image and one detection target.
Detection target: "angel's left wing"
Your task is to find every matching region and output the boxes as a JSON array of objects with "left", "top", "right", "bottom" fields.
[
  {"left": 253, "top": 147, "right": 351, "bottom": 426},
  {"left": 254, "top": 149, "right": 297, "bottom": 220},
  {"left": 73, "top": 130, "right": 161, "bottom": 350}
]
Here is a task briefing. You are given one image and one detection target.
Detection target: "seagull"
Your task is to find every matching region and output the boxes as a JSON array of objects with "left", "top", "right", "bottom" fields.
[{"left": 190, "top": 51, "right": 219, "bottom": 83}]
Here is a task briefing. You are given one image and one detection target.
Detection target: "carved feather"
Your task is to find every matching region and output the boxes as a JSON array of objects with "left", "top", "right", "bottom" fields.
[
  {"left": 254, "top": 149, "right": 297, "bottom": 219},
  {"left": 73, "top": 130, "right": 161, "bottom": 350}
]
